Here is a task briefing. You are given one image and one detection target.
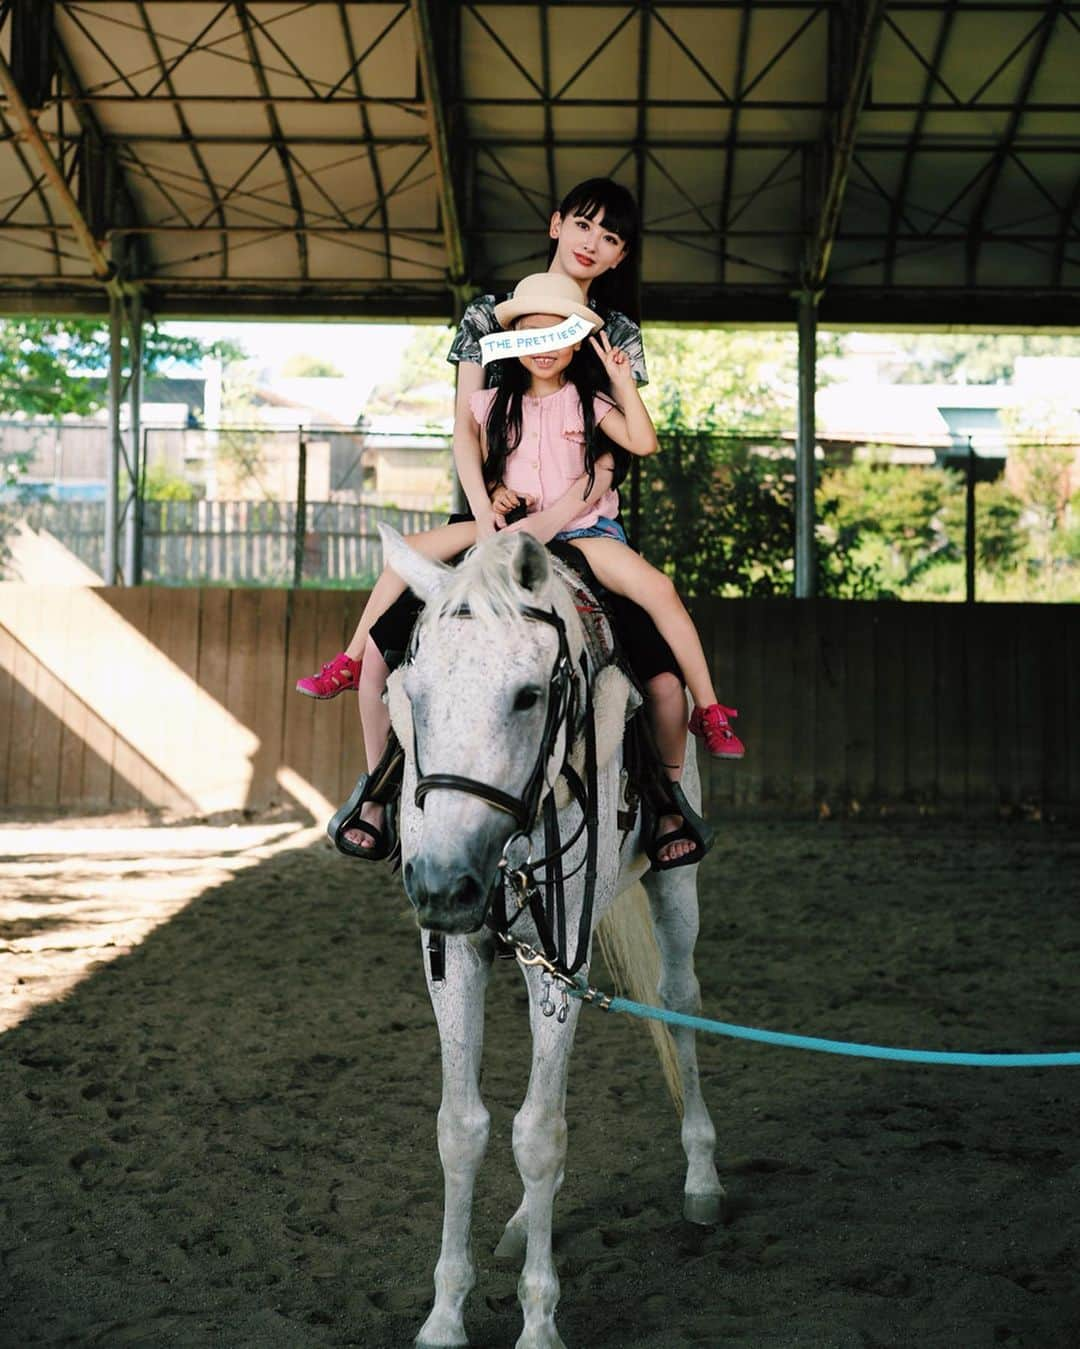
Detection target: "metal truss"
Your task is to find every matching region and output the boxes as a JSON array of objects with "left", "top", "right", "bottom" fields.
[{"left": 0, "top": 1, "right": 1077, "bottom": 324}]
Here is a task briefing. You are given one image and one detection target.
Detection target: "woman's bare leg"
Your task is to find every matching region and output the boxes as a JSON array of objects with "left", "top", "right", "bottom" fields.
[
  {"left": 341, "top": 521, "right": 478, "bottom": 660},
  {"left": 644, "top": 671, "right": 696, "bottom": 864},
  {"left": 343, "top": 639, "right": 394, "bottom": 849}
]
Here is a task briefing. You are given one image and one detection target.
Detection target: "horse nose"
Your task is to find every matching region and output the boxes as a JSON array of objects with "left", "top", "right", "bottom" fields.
[{"left": 404, "top": 856, "right": 490, "bottom": 932}]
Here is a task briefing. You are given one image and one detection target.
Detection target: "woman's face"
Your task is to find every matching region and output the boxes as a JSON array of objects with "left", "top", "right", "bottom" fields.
[
  {"left": 548, "top": 209, "right": 627, "bottom": 286},
  {"left": 515, "top": 312, "right": 580, "bottom": 381}
]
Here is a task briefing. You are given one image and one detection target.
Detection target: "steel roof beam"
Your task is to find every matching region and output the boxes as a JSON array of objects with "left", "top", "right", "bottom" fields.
[
  {"left": 717, "top": 0, "right": 752, "bottom": 282},
  {"left": 803, "top": 0, "right": 886, "bottom": 293},
  {"left": 965, "top": 4, "right": 1060, "bottom": 285},
  {"left": 132, "top": 0, "right": 230, "bottom": 277},
  {"left": 234, "top": 2, "right": 308, "bottom": 279},
  {"left": 411, "top": 0, "right": 470, "bottom": 317},
  {"left": 884, "top": 1, "right": 958, "bottom": 285},
  {"left": 0, "top": 45, "right": 119, "bottom": 292}
]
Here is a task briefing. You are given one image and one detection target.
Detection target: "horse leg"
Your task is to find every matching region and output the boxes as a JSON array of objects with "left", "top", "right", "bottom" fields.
[
  {"left": 510, "top": 966, "right": 582, "bottom": 1349},
  {"left": 416, "top": 933, "right": 493, "bottom": 1349},
  {"left": 643, "top": 866, "right": 724, "bottom": 1224}
]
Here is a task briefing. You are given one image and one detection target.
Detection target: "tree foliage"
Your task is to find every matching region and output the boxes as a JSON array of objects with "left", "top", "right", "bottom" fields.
[{"left": 0, "top": 317, "right": 241, "bottom": 419}]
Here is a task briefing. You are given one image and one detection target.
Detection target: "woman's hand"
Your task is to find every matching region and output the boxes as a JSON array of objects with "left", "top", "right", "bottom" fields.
[{"left": 589, "top": 330, "right": 636, "bottom": 395}]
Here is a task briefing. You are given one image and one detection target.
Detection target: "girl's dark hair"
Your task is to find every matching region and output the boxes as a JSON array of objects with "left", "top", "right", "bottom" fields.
[
  {"left": 483, "top": 340, "right": 630, "bottom": 501},
  {"left": 547, "top": 177, "right": 641, "bottom": 322}
]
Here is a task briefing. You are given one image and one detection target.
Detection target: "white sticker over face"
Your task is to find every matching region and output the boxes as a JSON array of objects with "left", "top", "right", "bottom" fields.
[{"left": 480, "top": 312, "right": 595, "bottom": 366}]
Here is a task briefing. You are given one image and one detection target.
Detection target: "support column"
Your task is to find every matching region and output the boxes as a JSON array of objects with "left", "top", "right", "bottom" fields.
[
  {"left": 795, "top": 290, "right": 818, "bottom": 599},
  {"left": 124, "top": 291, "right": 143, "bottom": 586},
  {"left": 105, "top": 293, "right": 122, "bottom": 586}
]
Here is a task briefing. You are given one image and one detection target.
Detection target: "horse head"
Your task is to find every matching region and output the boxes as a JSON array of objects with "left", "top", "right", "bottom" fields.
[{"left": 380, "top": 524, "right": 583, "bottom": 935}]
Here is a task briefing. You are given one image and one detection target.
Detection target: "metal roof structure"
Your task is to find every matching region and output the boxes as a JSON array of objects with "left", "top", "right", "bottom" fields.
[{"left": 2, "top": 1, "right": 1079, "bottom": 328}]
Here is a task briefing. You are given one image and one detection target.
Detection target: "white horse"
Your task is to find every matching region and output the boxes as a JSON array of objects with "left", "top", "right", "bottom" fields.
[{"left": 380, "top": 525, "right": 722, "bottom": 1349}]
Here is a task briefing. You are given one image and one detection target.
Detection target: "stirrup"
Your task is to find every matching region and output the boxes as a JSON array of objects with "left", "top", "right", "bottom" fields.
[
  {"left": 644, "top": 781, "right": 714, "bottom": 872},
  {"left": 327, "top": 735, "right": 404, "bottom": 863}
]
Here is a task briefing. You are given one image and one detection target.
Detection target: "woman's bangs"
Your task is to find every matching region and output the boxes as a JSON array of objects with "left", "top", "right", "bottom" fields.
[{"left": 561, "top": 182, "right": 637, "bottom": 247}]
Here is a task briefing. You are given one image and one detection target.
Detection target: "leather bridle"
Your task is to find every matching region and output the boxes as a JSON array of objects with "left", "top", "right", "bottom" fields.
[{"left": 407, "top": 601, "right": 600, "bottom": 980}]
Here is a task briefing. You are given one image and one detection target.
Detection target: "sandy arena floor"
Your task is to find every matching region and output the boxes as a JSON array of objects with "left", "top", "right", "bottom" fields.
[{"left": 1, "top": 813, "right": 1078, "bottom": 1348}]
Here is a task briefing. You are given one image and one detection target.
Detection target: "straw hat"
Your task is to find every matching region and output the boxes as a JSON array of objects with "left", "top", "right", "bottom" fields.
[{"left": 492, "top": 272, "right": 604, "bottom": 332}]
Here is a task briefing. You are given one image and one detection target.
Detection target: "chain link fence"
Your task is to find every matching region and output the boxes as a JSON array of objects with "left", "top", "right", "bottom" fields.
[{"left": 5, "top": 420, "right": 1079, "bottom": 599}]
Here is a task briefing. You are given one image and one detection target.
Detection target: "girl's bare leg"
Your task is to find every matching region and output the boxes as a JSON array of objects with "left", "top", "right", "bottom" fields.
[
  {"left": 342, "top": 521, "right": 478, "bottom": 660},
  {"left": 569, "top": 539, "right": 719, "bottom": 710}
]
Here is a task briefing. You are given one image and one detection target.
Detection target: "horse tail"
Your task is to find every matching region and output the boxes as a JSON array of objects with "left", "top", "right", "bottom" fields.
[{"left": 595, "top": 882, "right": 683, "bottom": 1116}]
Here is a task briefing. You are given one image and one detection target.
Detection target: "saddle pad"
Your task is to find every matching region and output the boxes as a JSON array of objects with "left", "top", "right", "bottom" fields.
[{"left": 547, "top": 545, "right": 617, "bottom": 676}]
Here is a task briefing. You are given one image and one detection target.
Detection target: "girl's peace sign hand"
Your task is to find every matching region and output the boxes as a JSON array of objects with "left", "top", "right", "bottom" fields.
[{"left": 588, "top": 330, "right": 635, "bottom": 392}]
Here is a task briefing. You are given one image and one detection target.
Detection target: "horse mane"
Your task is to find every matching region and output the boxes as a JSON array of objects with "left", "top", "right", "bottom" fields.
[{"left": 420, "top": 535, "right": 586, "bottom": 665}]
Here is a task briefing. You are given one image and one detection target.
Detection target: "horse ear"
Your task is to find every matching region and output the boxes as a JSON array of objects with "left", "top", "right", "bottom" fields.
[
  {"left": 509, "top": 532, "right": 551, "bottom": 596},
  {"left": 378, "top": 524, "right": 449, "bottom": 603}
]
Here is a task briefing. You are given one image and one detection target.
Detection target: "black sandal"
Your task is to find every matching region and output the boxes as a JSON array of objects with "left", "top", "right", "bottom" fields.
[
  {"left": 644, "top": 781, "right": 715, "bottom": 872},
  {"left": 327, "top": 735, "right": 404, "bottom": 863}
]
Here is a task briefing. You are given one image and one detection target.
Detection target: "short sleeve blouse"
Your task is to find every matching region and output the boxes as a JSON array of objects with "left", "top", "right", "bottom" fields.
[
  {"left": 467, "top": 383, "right": 620, "bottom": 532},
  {"left": 447, "top": 293, "right": 648, "bottom": 388}
]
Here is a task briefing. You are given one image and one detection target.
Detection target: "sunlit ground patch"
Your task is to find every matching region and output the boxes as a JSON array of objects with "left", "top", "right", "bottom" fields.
[{"left": 0, "top": 815, "right": 321, "bottom": 1031}]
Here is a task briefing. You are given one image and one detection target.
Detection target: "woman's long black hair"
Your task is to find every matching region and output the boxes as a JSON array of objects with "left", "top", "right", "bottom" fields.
[
  {"left": 547, "top": 177, "right": 641, "bottom": 322},
  {"left": 483, "top": 340, "right": 631, "bottom": 500}
]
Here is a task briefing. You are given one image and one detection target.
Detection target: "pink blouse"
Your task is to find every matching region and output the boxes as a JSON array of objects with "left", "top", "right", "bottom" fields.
[{"left": 469, "top": 382, "right": 619, "bottom": 533}]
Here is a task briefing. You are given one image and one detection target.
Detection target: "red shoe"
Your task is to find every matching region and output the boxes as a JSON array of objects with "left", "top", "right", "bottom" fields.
[
  {"left": 688, "top": 703, "right": 745, "bottom": 759},
  {"left": 296, "top": 651, "right": 361, "bottom": 699}
]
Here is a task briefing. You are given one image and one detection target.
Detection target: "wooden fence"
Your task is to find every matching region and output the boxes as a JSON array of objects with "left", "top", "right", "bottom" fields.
[
  {"left": 2, "top": 586, "right": 1076, "bottom": 819},
  {"left": 16, "top": 500, "right": 439, "bottom": 585}
]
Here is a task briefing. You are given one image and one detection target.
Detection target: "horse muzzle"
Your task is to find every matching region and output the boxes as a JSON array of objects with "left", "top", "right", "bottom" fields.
[{"left": 404, "top": 854, "right": 497, "bottom": 934}]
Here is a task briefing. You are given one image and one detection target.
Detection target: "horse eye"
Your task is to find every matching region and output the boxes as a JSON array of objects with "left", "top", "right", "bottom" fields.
[{"left": 512, "top": 686, "right": 541, "bottom": 712}]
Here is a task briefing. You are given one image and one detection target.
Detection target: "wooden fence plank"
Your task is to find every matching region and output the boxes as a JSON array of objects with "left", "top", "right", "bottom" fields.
[
  {"left": 814, "top": 600, "right": 848, "bottom": 809},
  {"left": 1014, "top": 603, "right": 1044, "bottom": 806},
  {"left": 844, "top": 601, "right": 876, "bottom": 808},
  {"left": 27, "top": 588, "right": 65, "bottom": 809},
  {"left": 250, "top": 589, "right": 289, "bottom": 808},
  {"left": 990, "top": 603, "right": 1019, "bottom": 807},
  {"left": 758, "top": 598, "right": 795, "bottom": 805},
  {"left": 789, "top": 600, "right": 819, "bottom": 806},
  {"left": 1041, "top": 605, "right": 1069, "bottom": 811},
  {"left": 309, "top": 590, "right": 351, "bottom": 807},
  {"left": 0, "top": 621, "right": 16, "bottom": 808},
  {"left": 281, "top": 589, "right": 321, "bottom": 800},
  {"left": 733, "top": 600, "right": 766, "bottom": 808},
  {"left": 903, "top": 604, "right": 937, "bottom": 804},
  {"left": 934, "top": 603, "right": 968, "bottom": 808},
  {"left": 873, "top": 602, "right": 905, "bottom": 803},
  {"left": 963, "top": 605, "right": 997, "bottom": 806}
]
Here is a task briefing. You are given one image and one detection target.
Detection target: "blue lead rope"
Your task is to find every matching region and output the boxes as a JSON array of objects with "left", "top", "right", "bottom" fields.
[{"left": 568, "top": 986, "right": 1080, "bottom": 1068}]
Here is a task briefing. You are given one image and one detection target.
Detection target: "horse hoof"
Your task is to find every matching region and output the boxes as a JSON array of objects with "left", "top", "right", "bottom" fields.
[
  {"left": 493, "top": 1225, "right": 527, "bottom": 1261},
  {"left": 683, "top": 1191, "right": 722, "bottom": 1225}
]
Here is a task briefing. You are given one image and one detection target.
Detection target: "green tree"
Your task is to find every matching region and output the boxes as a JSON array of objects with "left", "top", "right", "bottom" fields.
[
  {"left": 820, "top": 460, "right": 960, "bottom": 582},
  {"left": 0, "top": 317, "right": 241, "bottom": 418},
  {"left": 638, "top": 398, "right": 880, "bottom": 599},
  {"left": 280, "top": 353, "right": 343, "bottom": 378}
]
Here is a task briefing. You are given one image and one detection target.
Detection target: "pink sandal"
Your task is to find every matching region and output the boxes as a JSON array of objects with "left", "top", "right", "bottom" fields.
[
  {"left": 688, "top": 703, "right": 745, "bottom": 759},
  {"left": 296, "top": 651, "right": 361, "bottom": 699}
]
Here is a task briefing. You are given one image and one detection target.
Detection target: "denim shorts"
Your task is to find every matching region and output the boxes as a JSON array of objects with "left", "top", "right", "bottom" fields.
[{"left": 555, "top": 516, "right": 627, "bottom": 544}]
